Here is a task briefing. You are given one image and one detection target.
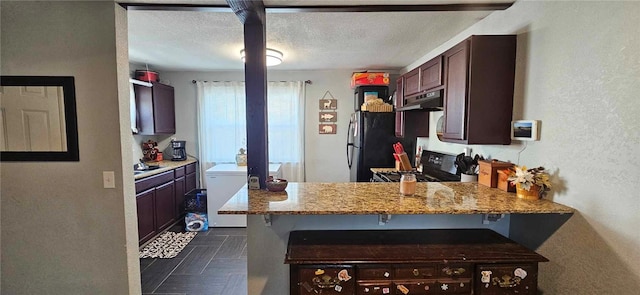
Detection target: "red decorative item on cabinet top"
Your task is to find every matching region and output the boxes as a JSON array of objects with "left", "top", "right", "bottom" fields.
[{"left": 135, "top": 70, "right": 159, "bottom": 82}]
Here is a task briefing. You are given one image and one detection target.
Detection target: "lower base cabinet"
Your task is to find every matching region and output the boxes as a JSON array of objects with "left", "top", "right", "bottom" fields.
[
  {"left": 154, "top": 181, "right": 176, "bottom": 231},
  {"left": 136, "top": 189, "right": 156, "bottom": 243},
  {"left": 136, "top": 162, "right": 198, "bottom": 245},
  {"left": 287, "top": 229, "right": 546, "bottom": 295}
]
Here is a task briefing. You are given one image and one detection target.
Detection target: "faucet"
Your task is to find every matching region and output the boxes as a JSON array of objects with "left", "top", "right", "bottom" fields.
[{"left": 135, "top": 159, "right": 148, "bottom": 170}]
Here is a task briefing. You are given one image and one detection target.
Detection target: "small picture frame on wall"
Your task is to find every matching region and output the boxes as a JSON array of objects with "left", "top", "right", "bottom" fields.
[
  {"left": 511, "top": 120, "right": 540, "bottom": 141},
  {"left": 319, "top": 99, "right": 337, "bottom": 110},
  {"left": 319, "top": 124, "right": 337, "bottom": 134},
  {"left": 319, "top": 112, "right": 337, "bottom": 123}
]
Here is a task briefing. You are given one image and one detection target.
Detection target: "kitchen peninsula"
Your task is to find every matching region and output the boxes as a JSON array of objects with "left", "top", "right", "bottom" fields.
[{"left": 218, "top": 182, "right": 573, "bottom": 294}]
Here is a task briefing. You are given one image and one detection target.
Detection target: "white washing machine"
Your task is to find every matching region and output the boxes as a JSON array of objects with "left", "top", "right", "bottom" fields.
[{"left": 205, "top": 164, "right": 282, "bottom": 227}]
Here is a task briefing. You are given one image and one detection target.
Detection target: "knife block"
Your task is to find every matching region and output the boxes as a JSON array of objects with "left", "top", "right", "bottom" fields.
[{"left": 394, "top": 152, "right": 412, "bottom": 171}]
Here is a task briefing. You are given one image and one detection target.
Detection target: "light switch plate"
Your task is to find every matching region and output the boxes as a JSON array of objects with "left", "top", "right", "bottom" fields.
[{"left": 103, "top": 171, "right": 116, "bottom": 188}]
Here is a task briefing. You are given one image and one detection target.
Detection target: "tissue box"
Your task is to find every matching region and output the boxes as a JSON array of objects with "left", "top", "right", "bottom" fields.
[
  {"left": 351, "top": 72, "right": 390, "bottom": 88},
  {"left": 478, "top": 160, "right": 514, "bottom": 188}
]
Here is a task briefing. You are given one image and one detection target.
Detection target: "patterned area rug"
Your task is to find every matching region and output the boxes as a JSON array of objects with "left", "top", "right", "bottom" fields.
[{"left": 139, "top": 231, "right": 198, "bottom": 259}]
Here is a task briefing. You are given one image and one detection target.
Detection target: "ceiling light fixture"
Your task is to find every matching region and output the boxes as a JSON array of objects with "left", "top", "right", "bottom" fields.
[{"left": 240, "top": 48, "right": 284, "bottom": 66}]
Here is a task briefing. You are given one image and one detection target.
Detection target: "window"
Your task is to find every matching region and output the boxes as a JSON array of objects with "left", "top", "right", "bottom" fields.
[{"left": 196, "top": 81, "right": 305, "bottom": 181}]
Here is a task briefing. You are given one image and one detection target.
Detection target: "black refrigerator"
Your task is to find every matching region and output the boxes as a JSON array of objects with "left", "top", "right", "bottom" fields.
[{"left": 347, "top": 111, "right": 397, "bottom": 182}]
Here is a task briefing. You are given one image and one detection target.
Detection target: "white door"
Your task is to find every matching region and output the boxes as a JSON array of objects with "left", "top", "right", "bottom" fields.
[{"left": 0, "top": 85, "right": 66, "bottom": 151}]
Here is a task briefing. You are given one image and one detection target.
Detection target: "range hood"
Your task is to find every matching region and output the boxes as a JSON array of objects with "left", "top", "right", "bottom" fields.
[{"left": 396, "top": 89, "right": 444, "bottom": 112}]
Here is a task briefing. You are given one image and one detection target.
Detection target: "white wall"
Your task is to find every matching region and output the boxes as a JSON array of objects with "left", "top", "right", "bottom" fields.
[
  {"left": 158, "top": 69, "right": 398, "bottom": 182},
  {"left": 409, "top": 1, "right": 640, "bottom": 292},
  {"left": 1, "top": 2, "right": 140, "bottom": 294}
]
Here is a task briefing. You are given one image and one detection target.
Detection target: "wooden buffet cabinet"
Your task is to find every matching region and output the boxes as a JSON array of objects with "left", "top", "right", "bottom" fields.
[{"left": 287, "top": 229, "right": 546, "bottom": 295}]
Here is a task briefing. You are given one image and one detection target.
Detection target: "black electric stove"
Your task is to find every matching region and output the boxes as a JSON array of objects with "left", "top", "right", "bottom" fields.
[{"left": 371, "top": 150, "right": 461, "bottom": 183}]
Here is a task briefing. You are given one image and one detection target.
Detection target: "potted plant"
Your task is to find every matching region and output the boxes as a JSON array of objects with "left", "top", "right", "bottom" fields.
[{"left": 507, "top": 166, "right": 552, "bottom": 200}]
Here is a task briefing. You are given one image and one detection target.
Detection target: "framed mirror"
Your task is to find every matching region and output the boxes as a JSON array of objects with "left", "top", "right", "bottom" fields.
[{"left": 0, "top": 76, "right": 79, "bottom": 161}]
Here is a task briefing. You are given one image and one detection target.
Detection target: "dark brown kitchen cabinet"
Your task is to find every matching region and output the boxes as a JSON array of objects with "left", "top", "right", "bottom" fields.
[
  {"left": 136, "top": 189, "right": 156, "bottom": 244},
  {"left": 154, "top": 181, "right": 176, "bottom": 231},
  {"left": 136, "top": 161, "right": 198, "bottom": 244},
  {"left": 419, "top": 56, "right": 443, "bottom": 91},
  {"left": 185, "top": 163, "right": 197, "bottom": 193},
  {"left": 395, "top": 77, "right": 405, "bottom": 138},
  {"left": 174, "top": 166, "right": 186, "bottom": 217},
  {"left": 442, "top": 35, "right": 516, "bottom": 144},
  {"left": 395, "top": 77, "right": 429, "bottom": 139},
  {"left": 286, "top": 229, "right": 547, "bottom": 295},
  {"left": 403, "top": 68, "right": 421, "bottom": 97},
  {"left": 135, "top": 170, "right": 175, "bottom": 244},
  {"left": 134, "top": 82, "right": 176, "bottom": 135}
]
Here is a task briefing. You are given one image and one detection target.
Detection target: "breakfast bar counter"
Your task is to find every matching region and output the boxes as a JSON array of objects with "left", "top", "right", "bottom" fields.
[
  {"left": 217, "top": 182, "right": 574, "bottom": 215},
  {"left": 221, "top": 182, "right": 574, "bottom": 295}
]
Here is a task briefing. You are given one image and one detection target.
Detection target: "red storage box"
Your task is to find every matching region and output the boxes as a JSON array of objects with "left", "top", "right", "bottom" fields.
[
  {"left": 351, "top": 72, "right": 389, "bottom": 88},
  {"left": 135, "top": 70, "right": 159, "bottom": 82}
]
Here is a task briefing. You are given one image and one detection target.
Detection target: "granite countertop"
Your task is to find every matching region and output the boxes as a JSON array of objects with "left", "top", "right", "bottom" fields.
[
  {"left": 134, "top": 157, "right": 197, "bottom": 180},
  {"left": 217, "top": 182, "right": 574, "bottom": 215}
]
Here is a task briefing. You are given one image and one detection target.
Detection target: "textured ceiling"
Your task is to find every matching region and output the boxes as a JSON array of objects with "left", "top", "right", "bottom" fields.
[{"left": 127, "top": 1, "right": 504, "bottom": 71}]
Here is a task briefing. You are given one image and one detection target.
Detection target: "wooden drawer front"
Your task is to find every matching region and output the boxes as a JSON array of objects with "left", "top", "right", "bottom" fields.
[
  {"left": 186, "top": 163, "right": 196, "bottom": 174},
  {"left": 438, "top": 263, "right": 472, "bottom": 279},
  {"left": 297, "top": 266, "right": 355, "bottom": 294},
  {"left": 395, "top": 265, "right": 436, "bottom": 279},
  {"left": 174, "top": 166, "right": 185, "bottom": 178},
  {"left": 357, "top": 281, "right": 393, "bottom": 295},
  {"left": 135, "top": 171, "right": 174, "bottom": 193},
  {"left": 475, "top": 264, "right": 537, "bottom": 295},
  {"left": 358, "top": 266, "right": 394, "bottom": 280},
  {"left": 394, "top": 280, "right": 438, "bottom": 294},
  {"left": 435, "top": 279, "right": 471, "bottom": 294}
]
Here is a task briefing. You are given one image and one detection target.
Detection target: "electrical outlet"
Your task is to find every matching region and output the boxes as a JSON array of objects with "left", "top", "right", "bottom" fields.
[{"left": 103, "top": 171, "right": 116, "bottom": 189}]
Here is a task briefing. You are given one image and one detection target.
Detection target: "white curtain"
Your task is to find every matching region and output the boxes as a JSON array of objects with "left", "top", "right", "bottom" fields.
[
  {"left": 268, "top": 81, "right": 305, "bottom": 182},
  {"left": 195, "top": 81, "right": 305, "bottom": 184}
]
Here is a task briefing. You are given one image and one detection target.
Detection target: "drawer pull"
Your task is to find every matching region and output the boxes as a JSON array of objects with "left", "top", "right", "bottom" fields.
[
  {"left": 492, "top": 275, "right": 522, "bottom": 288},
  {"left": 442, "top": 267, "right": 466, "bottom": 276},
  {"left": 413, "top": 268, "right": 420, "bottom": 276},
  {"left": 312, "top": 275, "right": 339, "bottom": 289}
]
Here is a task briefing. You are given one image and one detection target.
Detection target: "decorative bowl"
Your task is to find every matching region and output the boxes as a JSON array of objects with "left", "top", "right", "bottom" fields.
[{"left": 266, "top": 179, "right": 288, "bottom": 192}]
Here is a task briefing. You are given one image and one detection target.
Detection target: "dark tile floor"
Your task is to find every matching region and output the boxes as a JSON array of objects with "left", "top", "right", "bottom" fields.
[{"left": 140, "top": 226, "right": 247, "bottom": 295}]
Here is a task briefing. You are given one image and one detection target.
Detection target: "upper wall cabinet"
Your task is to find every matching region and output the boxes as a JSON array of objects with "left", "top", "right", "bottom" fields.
[
  {"left": 419, "top": 56, "right": 443, "bottom": 91},
  {"left": 403, "top": 68, "right": 421, "bottom": 97},
  {"left": 442, "top": 35, "right": 516, "bottom": 145},
  {"left": 134, "top": 82, "right": 176, "bottom": 135},
  {"left": 402, "top": 56, "right": 444, "bottom": 99}
]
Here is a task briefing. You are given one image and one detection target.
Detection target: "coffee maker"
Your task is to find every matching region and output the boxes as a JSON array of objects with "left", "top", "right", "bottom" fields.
[{"left": 171, "top": 140, "right": 187, "bottom": 161}]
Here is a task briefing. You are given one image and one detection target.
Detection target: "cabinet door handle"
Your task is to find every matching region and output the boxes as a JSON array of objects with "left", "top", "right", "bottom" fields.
[
  {"left": 312, "top": 275, "right": 339, "bottom": 289},
  {"left": 413, "top": 269, "right": 420, "bottom": 276},
  {"left": 442, "top": 267, "right": 466, "bottom": 276},
  {"left": 492, "top": 275, "right": 521, "bottom": 288}
]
